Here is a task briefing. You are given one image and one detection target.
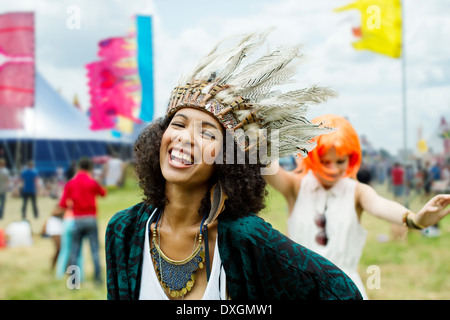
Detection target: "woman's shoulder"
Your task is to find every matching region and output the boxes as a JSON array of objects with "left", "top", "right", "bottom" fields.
[
  {"left": 218, "top": 213, "right": 292, "bottom": 256},
  {"left": 219, "top": 213, "right": 312, "bottom": 257},
  {"left": 106, "top": 202, "right": 152, "bottom": 237},
  {"left": 218, "top": 213, "right": 268, "bottom": 240},
  {"left": 217, "top": 213, "right": 362, "bottom": 299}
]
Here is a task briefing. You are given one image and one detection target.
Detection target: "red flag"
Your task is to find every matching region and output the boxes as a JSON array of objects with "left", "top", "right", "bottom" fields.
[{"left": 0, "top": 12, "right": 35, "bottom": 129}]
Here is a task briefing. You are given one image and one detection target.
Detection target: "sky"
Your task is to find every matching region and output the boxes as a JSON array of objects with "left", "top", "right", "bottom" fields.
[{"left": 1, "top": 0, "right": 450, "bottom": 156}]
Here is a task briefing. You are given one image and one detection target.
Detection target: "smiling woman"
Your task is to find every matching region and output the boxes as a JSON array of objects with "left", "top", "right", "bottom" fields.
[
  {"left": 133, "top": 109, "right": 266, "bottom": 225},
  {"left": 105, "top": 31, "right": 363, "bottom": 300},
  {"left": 160, "top": 109, "right": 223, "bottom": 187}
]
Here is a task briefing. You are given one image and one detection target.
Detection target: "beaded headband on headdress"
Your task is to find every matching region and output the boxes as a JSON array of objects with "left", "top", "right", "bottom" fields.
[{"left": 167, "top": 31, "right": 335, "bottom": 162}]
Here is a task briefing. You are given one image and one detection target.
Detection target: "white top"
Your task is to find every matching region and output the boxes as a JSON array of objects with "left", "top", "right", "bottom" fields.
[
  {"left": 104, "top": 158, "right": 123, "bottom": 187},
  {"left": 288, "top": 171, "right": 368, "bottom": 299},
  {"left": 45, "top": 216, "right": 63, "bottom": 236},
  {"left": 139, "top": 212, "right": 227, "bottom": 300}
]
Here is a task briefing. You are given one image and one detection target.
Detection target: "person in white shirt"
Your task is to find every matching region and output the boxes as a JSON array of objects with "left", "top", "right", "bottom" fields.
[{"left": 265, "top": 114, "right": 450, "bottom": 299}]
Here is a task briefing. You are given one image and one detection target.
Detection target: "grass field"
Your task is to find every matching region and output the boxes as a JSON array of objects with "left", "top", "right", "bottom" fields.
[{"left": 1, "top": 172, "right": 449, "bottom": 300}]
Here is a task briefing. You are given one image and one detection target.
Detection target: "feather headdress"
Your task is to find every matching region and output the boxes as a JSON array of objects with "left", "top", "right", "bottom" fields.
[{"left": 167, "top": 31, "right": 335, "bottom": 163}]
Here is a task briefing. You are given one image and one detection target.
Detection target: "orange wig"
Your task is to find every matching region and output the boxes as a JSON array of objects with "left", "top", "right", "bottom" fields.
[{"left": 297, "top": 114, "right": 362, "bottom": 180}]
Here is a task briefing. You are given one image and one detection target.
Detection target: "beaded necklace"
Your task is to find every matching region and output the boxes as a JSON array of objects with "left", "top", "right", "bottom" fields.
[{"left": 150, "top": 209, "right": 207, "bottom": 298}]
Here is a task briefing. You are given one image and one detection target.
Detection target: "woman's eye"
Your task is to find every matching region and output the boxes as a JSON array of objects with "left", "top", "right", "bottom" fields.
[
  {"left": 202, "top": 131, "right": 216, "bottom": 140},
  {"left": 171, "top": 122, "right": 184, "bottom": 128}
]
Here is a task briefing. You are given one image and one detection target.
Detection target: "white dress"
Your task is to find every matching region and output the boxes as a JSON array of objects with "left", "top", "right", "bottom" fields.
[
  {"left": 288, "top": 171, "right": 368, "bottom": 299},
  {"left": 139, "top": 212, "right": 227, "bottom": 300}
]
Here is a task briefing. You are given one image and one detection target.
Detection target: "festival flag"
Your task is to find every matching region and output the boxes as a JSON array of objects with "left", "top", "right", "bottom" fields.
[
  {"left": 439, "top": 116, "right": 450, "bottom": 139},
  {"left": 0, "top": 12, "right": 35, "bottom": 129},
  {"left": 417, "top": 139, "right": 428, "bottom": 154},
  {"left": 136, "top": 15, "right": 154, "bottom": 122},
  {"left": 335, "top": 0, "right": 402, "bottom": 58},
  {"left": 416, "top": 125, "right": 428, "bottom": 154},
  {"left": 86, "top": 36, "right": 141, "bottom": 131},
  {"left": 86, "top": 15, "right": 154, "bottom": 134}
]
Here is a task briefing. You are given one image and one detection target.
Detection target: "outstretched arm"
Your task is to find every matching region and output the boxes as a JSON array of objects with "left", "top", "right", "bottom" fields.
[
  {"left": 357, "top": 182, "right": 450, "bottom": 228},
  {"left": 356, "top": 182, "right": 407, "bottom": 224}
]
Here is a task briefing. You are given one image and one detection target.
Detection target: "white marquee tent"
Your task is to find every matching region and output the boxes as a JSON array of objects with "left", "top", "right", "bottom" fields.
[{"left": 0, "top": 71, "right": 133, "bottom": 175}]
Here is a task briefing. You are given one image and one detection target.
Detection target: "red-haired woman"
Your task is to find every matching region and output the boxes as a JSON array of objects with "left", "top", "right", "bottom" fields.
[{"left": 266, "top": 114, "right": 450, "bottom": 299}]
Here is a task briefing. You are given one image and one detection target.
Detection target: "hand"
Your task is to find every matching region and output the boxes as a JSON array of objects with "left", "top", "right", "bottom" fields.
[
  {"left": 51, "top": 205, "right": 65, "bottom": 217},
  {"left": 415, "top": 194, "right": 450, "bottom": 227}
]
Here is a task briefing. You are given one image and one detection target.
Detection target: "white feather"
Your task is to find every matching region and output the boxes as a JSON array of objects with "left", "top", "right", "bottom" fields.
[{"left": 170, "top": 29, "right": 336, "bottom": 161}]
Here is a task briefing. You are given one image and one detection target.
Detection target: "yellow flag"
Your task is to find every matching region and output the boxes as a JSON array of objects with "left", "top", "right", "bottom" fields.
[
  {"left": 335, "top": 0, "right": 402, "bottom": 58},
  {"left": 417, "top": 139, "right": 428, "bottom": 154}
]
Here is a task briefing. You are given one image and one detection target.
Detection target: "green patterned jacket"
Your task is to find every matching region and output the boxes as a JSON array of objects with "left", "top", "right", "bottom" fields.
[{"left": 105, "top": 202, "right": 362, "bottom": 300}]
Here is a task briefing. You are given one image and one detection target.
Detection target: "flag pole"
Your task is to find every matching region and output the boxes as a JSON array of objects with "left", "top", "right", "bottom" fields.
[{"left": 401, "top": 0, "right": 409, "bottom": 206}]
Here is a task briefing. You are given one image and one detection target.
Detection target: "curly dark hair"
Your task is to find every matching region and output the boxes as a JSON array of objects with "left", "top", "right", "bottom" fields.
[{"left": 133, "top": 115, "right": 267, "bottom": 221}]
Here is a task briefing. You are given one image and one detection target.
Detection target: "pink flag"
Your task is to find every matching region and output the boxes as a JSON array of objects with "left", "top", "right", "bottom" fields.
[
  {"left": 87, "top": 35, "right": 141, "bottom": 130},
  {"left": 0, "top": 12, "right": 35, "bottom": 129},
  {"left": 98, "top": 37, "right": 135, "bottom": 61}
]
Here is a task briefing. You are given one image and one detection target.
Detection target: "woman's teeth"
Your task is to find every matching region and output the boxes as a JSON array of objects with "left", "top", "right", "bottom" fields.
[{"left": 171, "top": 149, "right": 193, "bottom": 164}]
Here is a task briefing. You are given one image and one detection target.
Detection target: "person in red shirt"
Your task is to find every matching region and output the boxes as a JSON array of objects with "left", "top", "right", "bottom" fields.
[
  {"left": 56, "top": 157, "right": 107, "bottom": 284},
  {"left": 390, "top": 162, "right": 406, "bottom": 239},
  {"left": 391, "top": 162, "right": 405, "bottom": 200}
]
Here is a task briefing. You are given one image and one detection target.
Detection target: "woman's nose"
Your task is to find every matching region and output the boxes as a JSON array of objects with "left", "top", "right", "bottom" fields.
[
  {"left": 327, "top": 162, "right": 340, "bottom": 173},
  {"left": 174, "top": 128, "right": 193, "bottom": 146}
]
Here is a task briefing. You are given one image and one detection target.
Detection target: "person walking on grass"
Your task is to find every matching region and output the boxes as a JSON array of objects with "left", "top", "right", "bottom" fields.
[
  {"left": 54, "top": 157, "right": 106, "bottom": 284},
  {"left": 20, "top": 160, "right": 39, "bottom": 220}
]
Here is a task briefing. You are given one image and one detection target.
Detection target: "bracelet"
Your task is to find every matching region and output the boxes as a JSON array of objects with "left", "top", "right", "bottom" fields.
[
  {"left": 402, "top": 211, "right": 408, "bottom": 226},
  {"left": 403, "top": 211, "right": 426, "bottom": 230}
]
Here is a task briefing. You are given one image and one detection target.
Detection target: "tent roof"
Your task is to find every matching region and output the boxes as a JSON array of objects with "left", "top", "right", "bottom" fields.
[{"left": 0, "top": 71, "right": 129, "bottom": 142}]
